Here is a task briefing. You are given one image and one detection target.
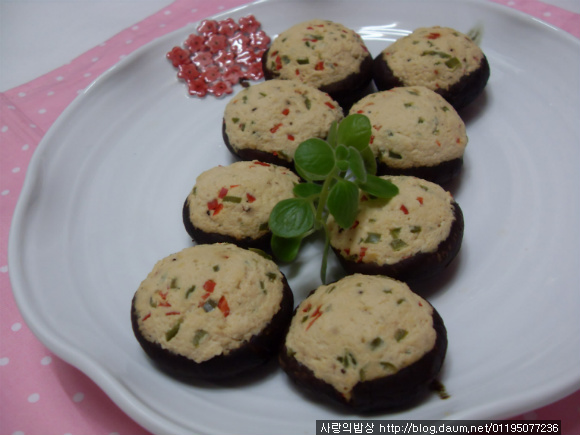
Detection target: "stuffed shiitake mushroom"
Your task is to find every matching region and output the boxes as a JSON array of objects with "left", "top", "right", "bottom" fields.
[
  {"left": 131, "top": 243, "right": 294, "bottom": 380},
  {"left": 183, "top": 160, "right": 300, "bottom": 252},
  {"left": 349, "top": 86, "right": 468, "bottom": 185},
  {"left": 373, "top": 26, "right": 490, "bottom": 111},
  {"left": 222, "top": 79, "right": 343, "bottom": 168},
  {"left": 328, "top": 176, "right": 463, "bottom": 282},
  {"left": 279, "top": 274, "right": 447, "bottom": 412},
  {"left": 262, "top": 19, "right": 374, "bottom": 111}
]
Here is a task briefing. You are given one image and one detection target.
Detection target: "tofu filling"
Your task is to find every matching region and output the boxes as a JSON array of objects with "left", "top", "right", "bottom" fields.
[
  {"left": 285, "top": 274, "right": 436, "bottom": 400},
  {"left": 133, "top": 244, "right": 285, "bottom": 363}
]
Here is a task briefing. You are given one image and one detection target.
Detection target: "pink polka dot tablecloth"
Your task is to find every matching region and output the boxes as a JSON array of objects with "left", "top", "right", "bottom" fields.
[{"left": 1, "top": 1, "right": 579, "bottom": 434}]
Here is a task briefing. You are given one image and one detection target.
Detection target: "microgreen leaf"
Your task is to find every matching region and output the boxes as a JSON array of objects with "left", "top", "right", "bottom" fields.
[
  {"left": 327, "top": 120, "right": 339, "bottom": 148},
  {"left": 271, "top": 235, "right": 302, "bottom": 263},
  {"left": 293, "top": 182, "right": 322, "bottom": 198},
  {"left": 360, "top": 146, "right": 377, "bottom": 175},
  {"left": 337, "top": 113, "right": 372, "bottom": 151},
  {"left": 269, "top": 198, "right": 314, "bottom": 238},
  {"left": 347, "top": 147, "right": 367, "bottom": 183},
  {"left": 358, "top": 174, "right": 399, "bottom": 199},
  {"left": 294, "top": 138, "right": 335, "bottom": 181},
  {"left": 327, "top": 179, "right": 359, "bottom": 229},
  {"left": 335, "top": 144, "right": 348, "bottom": 161}
]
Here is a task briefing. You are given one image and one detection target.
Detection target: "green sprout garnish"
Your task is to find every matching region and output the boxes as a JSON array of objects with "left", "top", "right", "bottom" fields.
[{"left": 268, "top": 114, "right": 399, "bottom": 283}]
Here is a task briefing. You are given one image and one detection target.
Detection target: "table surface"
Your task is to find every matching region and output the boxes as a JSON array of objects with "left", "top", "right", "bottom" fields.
[{"left": 1, "top": 1, "right": 579, "bottom": 435}]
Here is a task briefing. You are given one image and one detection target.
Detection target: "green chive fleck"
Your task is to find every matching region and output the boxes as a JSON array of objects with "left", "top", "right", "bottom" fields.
[
  {"left": 364, "top": 233, "right": 382, "bottom": 244},
  {"left": 395, "top": 328, "right": 408, "bottom": 342},
  {"left": 165, "top": 318, "right": 183, "bottom": 342},
  {"left": 193, "top": 329, "right": 208, "bottom": 347},
  {"left": 370, "top": 337, "right": 383, "bottom": 350}
]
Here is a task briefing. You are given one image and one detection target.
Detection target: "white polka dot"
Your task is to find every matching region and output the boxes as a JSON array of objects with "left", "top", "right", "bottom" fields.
[
  {"left": 47, "top": 90, "right": 55, "bottom": 96},
  {"left": 12, "top": 323, "right": 22, "bottom": 332},
  {"left": 56, "top": 76, "right": 64, "bottom": 82},
  {"left": 8, "top": 105, "right": 16, "bottom": 110},
  {"left": 126, "top": 39, "right": 133, "bottom": 44},
  {"left": 29, "top": 124, "right": 37, "bottom": 129},
  {"left": 92, "top": 57, "right": 99, "bottom": 62},
  {"left": 0, "top": 265, "right": 8, "bottom": 273},
  {"left": 543, "top": 11, "right": 552, "bottom": 17},
  {"left": 0, "top": 357, "right": 9, "bottom": 366},
  {"left": 40, "top": 356, "right": 52, "bottom": 365},
  {"left": 12, "top": 431, "right": 25, "bottom": 435},
  {"left": 18, "top": 92, "right": 26, "bottom": 97},
  {"left": 22, "top": 144, "right": 29, "bottom": 151},
  {"left": 218, "top": 5, "right": 225, "bottom": 9},
  {"left": 84, "top": 72, "right": 92, "bottom": 78},
  {"left": 12, "top": 167, "right": 20, "bottom": 173},
  {"left": 164, "top": 9, "right": 171, "bottom": 15},
  {"left": 72, "top": 392, "right": 85, "bottom": 403},
  {"left": 507, "top": 0, "right": 516, "bottom": 5},
  {"left": 191, "top": 8, "right": 198, "bottom": 13},
  {"left": 28, "top": 393, "right": 40, "bottom": 403},
  {"left": 38, "top": 109, "right": 47, "bottom": 114},
  {"left": 131, "top": 25, "right": 139, "bottom": 31},
  {"left": 1, "top": 190, "right": 9, "bottom": 196},
  {"left": 159, "top": 23, "right": 166, "bottom": 28},
  {"left": 1, "top": 126, "right": 7, "bottom": 133},
  {"left": 110, "top": 432, "right": 120, "bottom": 435}
]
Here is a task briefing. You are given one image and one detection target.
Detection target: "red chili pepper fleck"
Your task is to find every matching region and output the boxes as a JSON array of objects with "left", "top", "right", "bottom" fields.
[
  {"left": 158, "top": 301, "right": 172, "bottom": 307},
  {"left": 287, "top": 134, "right": 295, "bottom": 141},
  {"left": 253, "top": 161, "right": 271, "bottom": 167},
  {"left": 417, "top": 197, "right": 424, "bottom": 205},
  {"left": 418, "top": 302, "right": 423, "bottom": 307},
  {"left": 270, "top": 123, "right": 283, "bottom": 133},
  {"left": 436, "top": 140, "right": 442, "bottom": 147},
  {"left": 213, "top": 203, "right": 224, "bottom": 215},
  {"left": 356, "top": 110, "right": 364, "bottom": 114},
  {"left": 203, "top": 280, "right": 216, "bottom": 293},
  {"left": 218, "top": 187, "right": 228, "bottom": 198},
  {"left": 246, "top": 193, "right": 256, "bottom": 203},
  {"left": 344, "top": 248, "right": 351, "bottom": 255},
  {"left": 218, "top": 296, "right": 230, "bottom": 317},
  {"left": 306, "top": 305, "right": 323, "bottom": 330},
  {"left": 351, "top": 220, "right": 359, "bottom": 229},
  {"left": 325, "top": 102, "right": 336, "bottom": 109},
  {"left": 400, "top": 205, "right": 409, "bottom": 214},
  {"left": 275, "top": 55, "right": 282, "bottom": 70},
  {"left": 427, "top": 32, "right": 441, "bottom": 39},
  {"left": 314, "top": 61, "right": 324, "bottom": 71},
  {"left": 142, "top": 313, "right": 151, "bottom": 321},
  {"left": 295, "top": 69, "right": 300, "bottom": 76},
  {"left": 207, "top": 198, "right": 219, "bottom": 211},
  {"left": 282, "top": 108, "right": 290, "bottom": 116},
  {"left": 165, "top": 311, "right": 181, "bottom": 316},
  {"left": 370, "top": 135, "right": 375, "bottom": 145},
  {"left": 358, "top": 247, "right": 368, "bottom": 263},
  {"left": 302, "top": 302, "right": 312, "bottom": 312}
]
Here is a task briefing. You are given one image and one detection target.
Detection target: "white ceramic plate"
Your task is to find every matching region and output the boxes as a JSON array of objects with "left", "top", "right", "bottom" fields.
[{"left": 9, "top": 1, "right": 580, "bottom": 434}]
